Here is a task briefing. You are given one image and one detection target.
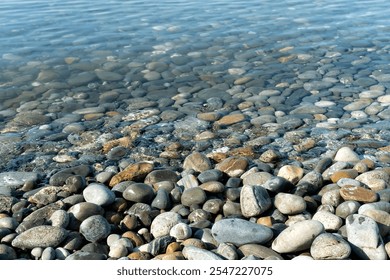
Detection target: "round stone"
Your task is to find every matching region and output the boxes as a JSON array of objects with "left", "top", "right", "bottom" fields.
[
  {"left": 0, "top": 244, "right": 17, "bottom": 260},
  {"left": 312, "top": 211, "right": 343, "bottom": 231},
  {"left": 197, "top": 169, "right": 223, "bottom": 183},
  {"left": 49, "top": 210, "right": 69, "bottom": 228},
  {"left": 340, "top": 185, "right": 378, "bottom": 203},
  {"left": 240, "top": 185, "right": 272, "bottom": 217},
  {"left": 277, "top": 165, "right": 304, "bottom": 184},
  {"left": 335, "top": 201, "right": 361, "bottom": 219},
  {"left": 0, "top": 217, "right": 19, "bottom": 230},
  {"left": 199, "top": 181, "right": 225, "bottom": 193},
  {"left": 79, "top": 215, "right": 111, "bottom": 243},
  {"left": 169, "top": 222, "right": 192, "bottom": 240},
  {"left": 211, "top": 218, "right": 273, "bottom": 246},
  {"left": 271, "top": 220, "right": 324, "bottom": 253},
  {"left": 182, "top": 245, "right": 223, "bottom": 260},
  {"left": 238, "top": 244, "right": 283, "bottom": 260},
  {"left": 274, "top": 193, "right": 306, "bottom": 215},
  {"left": 123, "top": 183, "right": 155, "bottom": 203},
  {"left": 83, "top": 183, "right": 116, "bottom": 206},
  {"left": 68, "top": 202, "right": 104, "bottom": 225},
  {"left": 181, "top": 187, "right": 207, "bottom": 207},
  {"left": 151, "top": 188, "right": 171, "bottom": 210},
  {"left": 150, "top": 212, "right": 183, "bottom": 238},
  {"left": 310, "top": 233, "right": 351, "bottom": 260},
  {"left": 183, "top": 152, "right": 212, "bottom": 172},
  {"left": 215, "top": 157, "right": 248, "bottom": 177},
  {"left": 334, "top": 147, "right": 360, "bottom": 162}
]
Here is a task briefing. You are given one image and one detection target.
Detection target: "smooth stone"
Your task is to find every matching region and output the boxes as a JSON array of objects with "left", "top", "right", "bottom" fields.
[
  {"left": 67, "top": 202, "right": 104, "bottom": 228},
  {"left": 222, "top": 201, "right": 242, "bottom": 217},
  {"left": 0, "top": 196, "right": 17, "bottom": 213},
  {"left": 322, "top": 162, "right": 351, "bottom": 181},
  {"left": 41, "top": 247, "right": 56, "bottom": 260},
  {"left": 199, "top": 181, "right": 225, "bottom": 193},
  {"left": 215, "top": 113, "right": 246, "bottom": 126},
  {"left": 242, "top": 172, "right": 273, "bottom": 186},
  {"left": 79, "top": 215, "right": 111, "bottom": 242},
  {"left": 123, "top": 183, "right": 155, "bottom": 203},
  {"left": 312, "top": 211, "right": 343, "bottom": 231},
  {"left": 310, "top": 233, "right": 351, "bottom": 260},
  {"left": 12, "top": 225, "right": 68, "bottom": 249},
  {"left": 183, "top": 152, "right": 212, "bottom": 172},
  {"left": 334, "top": 147, "right": 360, "bottom": 162},
  {"left": 178, "top": 174, "right": 199, "bottom": 189},
  {"left": 340, "top": 185, "right": 377, "bottom": 203},
  {"left": 83, "top": 183, "right": 116, "bottom": 206},
  {"left": 137, "top": 236, "right": 174, "bottom": 256},
  {"left": 55, "top": 248, "right": 70, "bottom": 260},
  {"left": 271, "top": 220, "right": 324, "bottom": 253},
  {"left": 202, "top": 198, "right": 224, "bottom": 214},
  {"left": 169, "top": 222, "right": 192, "bottom": 241},
  {"left": 49, "top": 210, "right": 69, "bottom": 228},
  {"left": 151, "top": 188, "right": 171, "bottom": 210},
  {"left": 277, "top": 165, "right": 304, "bottom": 184},
  {"left": 274, "top": 193, "right": 306, "bottom": 215},
  {"left": 240, "top": 185, "right": 272, "bottom": 217},
  {"left": 197, "top": 169, "right": 223, "bottom": 183},
  {"left": 216, "top": 157, "right": 248, "bottom": 177},
  {"left": 182, "top": 245, "right": 223, "bottom": 260},
  {"left": 109, "top": 162, "right": 154, "bottom": 187},
  {"left": 49, "top": 165, "right": 91, "bottom": 186},
  {"left": 335, "top": 201, "right": 361, "bottom": 219},
  {"left": 215, "top": 243, "right": 238, "bottom": 260},
  {"left": 150, "top": 212, "right": 183, "bottom": 238},
  {"left": 330, "top": 169, "right": 359, "bottom": 183},
  {"left": 262, "top": 176, "right": 292, "bottom": 193},
  {"left": 358, "top": 201, "right": 390, "bottom": 214},
  {"left": 346, "top": 214, "right": 387, "bottom": 259},
  {"left": 65, "top": 251, "right": 107, "bottom": 260},
  {"left": 211, "top": 218, "right": 273, "bottom": 246},
  {"left": 355, "top": 170, "right": 390, "bottom": 191},
  {"left": 238, "top": 244, "right": 283, "bottom": 260},
  {"left": 358, "top": 208, "right": 390, "bottom": 237},
  {"left": 0, "top": 244, "right": 17, "bottom": 260},
  {"left": 0, "top": 217, "right": 19, "bottom": 230},
  {"left": 181, "top": 187, "right": 207, "bottom": 207},
  {"left": 144, "top": 170, "right": 178, "bottom": 185}
]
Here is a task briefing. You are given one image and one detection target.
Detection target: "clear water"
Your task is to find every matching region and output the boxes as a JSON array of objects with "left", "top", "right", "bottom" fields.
[{"left": 1, "top": 0, "right": 390, "bottom": 102}]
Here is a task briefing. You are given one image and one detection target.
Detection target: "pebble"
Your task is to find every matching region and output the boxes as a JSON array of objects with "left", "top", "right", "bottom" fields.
[
  {"left": 346, "top": 214, "right": 387, "bottom": 260},
  {"left": 150, "top": 212, "right": 183, "bottom": 238},
  {"left": 11, "top": 225, "right": 68, "bottom": 249},
  {"left": 181, "top": 187, "right": 207, "bottom": 207},
  {"left": 333, "top": 147, "right": 360, "bottom": 162},
  {"left": 215, "top": 157, "right": 248, "bottom": 177},
  {"left": 109, "top": 162, "right": 154, "bottom": 187},
  {"left": 310, "top": 233, "right": 351, "bottom": 260},
  {"left": 169, "top": 222, "right": 192, "bottom": 241},
  {"left": 277, "top": 165, "right": 304, "bottom": 184},
  {"left": 312, "top": 211, "right": 343, "bottom": 231},
  {"left": 271, "top": 220, "right": 324, "bottom": 253},
  {"left": 237, "top": 244, "right": 283, "bottom": 260},
  {"left": 211, "top": 218, "right": 273, "bottom": 246},
  {"left": 79, "top": 215, "right": 111, "bottom": 243},
  {"left": 335, "top": 201, "right": 361, "bottom": 219},
  {"left": 182, "top": 245, "right": 223, "bottom": 260},
  {"left": 274, "top": 193, "right": 306, "bottom": 215},
  {"left": 0, "top": 244, "right": 17, "bottom": 260},
  {"left": 123, "top": 183, "right": 155, "bottom": 203},
  {"left": 339, "top": 185, "right": 378, "bottom": 203},
  {"left": 183, "top": 152, "right": 212, "bottom": 172},
  {"left": 240, "top": 185, "right": 272, "bottom": 217},
  {"left": 0, "top": 172, "right": 40, "bottom": 187},
  {"left": 83, "top": 183, "right": 116, "bottom": 206}
]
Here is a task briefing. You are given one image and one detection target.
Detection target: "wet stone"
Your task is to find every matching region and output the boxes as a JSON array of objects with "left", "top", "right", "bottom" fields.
[
  {"left": 83, "top": 183, "right": 116, "bottom": 206},
  {"left": 197, "top": 169, "right": 223, "bottom": 183},
  {"left": 109, "top": 162, "right": 154, "bottom": 187},
  {"left": 49, "top": 165, "right": 92, "bottom": 186},
  {"left": 123, "top": 183, "right": 155, "bottom": 203},
  {"left": 211, "top": 218, "right": 273, "bottom": 246},
  {"left": 181, "top": 187, "right": 207, "bottom": 207},
  {"left": 0, "top": 244, "right": 17, "bottom": 260},
  {"left": 216, "top": 157, "right": 248, "bottom": 177},
  {"left": 183, "top": 152, "right": 213, "bottom": 173},
  {"left": 0, "top": 172, "right": 40, "bottom": 188}
]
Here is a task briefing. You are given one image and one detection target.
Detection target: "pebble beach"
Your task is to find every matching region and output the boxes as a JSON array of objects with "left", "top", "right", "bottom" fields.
[{"left": 1, "top": 0, "right": 390, "bottom": 260}]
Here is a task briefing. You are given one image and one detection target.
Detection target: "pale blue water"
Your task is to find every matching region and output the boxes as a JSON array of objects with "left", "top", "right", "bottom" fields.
[{"left": 1, "top": 0, "right": 390, "bottom": 65}]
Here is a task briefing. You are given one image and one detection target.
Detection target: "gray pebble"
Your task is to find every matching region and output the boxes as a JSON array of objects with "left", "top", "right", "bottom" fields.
[
  {"left": 169, "top": 222, "right": 192, "bottom": 240},
  {"left": 83, "top": 183, "right": 116, "bottom": 206},
  {"left": 41, "top": 247, "right": 56, "bottom": 260},
  {"left": 311, "top": 233, "right": 351, "bottom": 260},
  {"left": 181, "top": 187, "right": 207, "bottom": 207},
  {"left": 49, "top": 210, "right": 69, "bottom": 228},
  {"left": 150, "top": 212, "right": 183, "bottom": 238},
  {"left": 274, "top": 193, "right": 306, "bottom": 215},
  {"left": 182, "top": 245, "right": 223, "bottom": 260},
  {"left": 123, "top": 183, "right": 155, "bottom": 203},
  {"left": 240, "top": 185, "right": 272, "bottom": 217},
  {"left": 79, "top": 215, "right": 111, "bottom": 243},
  {"left": 211, "top": 218, "right": 273, "bottom": 246},
  {"left": 12, "top": 225, "right": 68, "bottom": 249},
  {"left": 335, "top": 201, "right": 361, "bottom": 219}
]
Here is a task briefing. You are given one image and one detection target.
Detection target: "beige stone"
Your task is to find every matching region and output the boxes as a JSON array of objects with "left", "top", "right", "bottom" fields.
[{"left": 340, "top": 185, "right": 378, "bottom": 203}]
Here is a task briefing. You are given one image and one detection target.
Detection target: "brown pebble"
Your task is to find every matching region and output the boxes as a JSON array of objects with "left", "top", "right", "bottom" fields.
[
  {"left": 157, "top": 252, "right": 185, "bottom": 260},
  {"left": 339, "top": 185, "right": 378, "bottom": 203},
  {"left": 128, "top": 251, "right": 151, "bottom": 260},
  {"left": 216, "top": 156, "right": 248, "bottom": 177},
  {"left": 122, "top": 231, "right": 144, "bottom": 247},
  {"left": 257, "top": 216, "right": 273, "bottom": 227},
  {"left": 197, "top": 112, "right": 221, "bottom": 121},
  {"left": 330, "top": 169, "right": 359, "bottom": 183},
  {"left": 181, "top": 238, "right": 207, "bottom": 249},
  {"left": 215, "top": 114, "right": 246, "bottom": 126},
  {"left": 166, "top": 242, "right": 182, "bottom": 253},
  {"left": 229, "top": 146, "right": 256, "bottom": 158},
  {"left": 109, "top": 161, "right": 154, "bottom": 187},
  {"left": 259, "top": 149, "right": 280, "bottom": 163},
  {"left": 121, "top": 215, "right": 138, "bottom": 231}
]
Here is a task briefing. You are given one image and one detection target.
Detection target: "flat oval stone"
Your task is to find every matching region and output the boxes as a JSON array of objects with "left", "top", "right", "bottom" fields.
[
  {"left": 83, "top": 183, "right": 116, "bottom": 206},
  {"left": 65, "top": 251, "right": 107, "bottom": 260},
  {"left": 182, "top": 245, "right": 223, "bottom": 260},
  {"left": 109, "top": 162, "right": 154, "bottom": 187},
  {"left": 123, "top": 183, "right": 155, "bottom": 203},
  {"left": 335, "top": 201, "right": 361, "bottom": 219},
  {"left": 216, "top": 243, "right": 238, "bottom": 260},
  {"left": 68, "top": 202, "right": 104, "bottom": 224},
  {"left": 197, "top": 169, "right": 223, "bottom": 183},
  {"left": 150, "top": 212, "right": 183, "bottom": 238},
  {"left": 238, "top": 244, "right": 283, "bottom": 260},
  {"left": 357, "top": 208, "right": 390, "bottom": 237},
  {"left": 199, "top": 181, "right": 225, "bottom": 193},
  {"left": 274, "top": 193, "right": 306, "bottom": 214},
  {"left": 271, "top": 220, "right": 324, "bottom": 253},
  {"left": 12, "top": 225, "right": 68, "bottom": 249},
  {"left": 240, "top": 185, "right": 272, "bottom": 217},
  {"left": 211, "top": 218, "right": 273, "bottom": 246},
  {"left": 79, "top": 215, "right": 111, "bottom": 243},
  {"left": 0, "top": 244, "right": 17, "bottom": 260},
  {"left": 216, "top": 157, "right": 248, "bottom": 177},
  {"left": 310, "top": 233, "right": 351, "bottom": 260},
  {"left": 340, "top": 185, "right": 378, "bottom": 203},
  {"left": 277, "top": 165, "right": 304, "bottom": 184},
  {"left": 169, "top": 222, "right": 192, "bottom": 240},
  {"left": 181, "top": 187, "right": 207, "bottom": 207},
  {"left": 346, "top": 214, "right": 387, "bottom": 259},
  {"left": 144, "top": 169, "right": 178, "bottom": 185},
  {"left": 49, "top": 210, "right": 69, "bottom": 228}
]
